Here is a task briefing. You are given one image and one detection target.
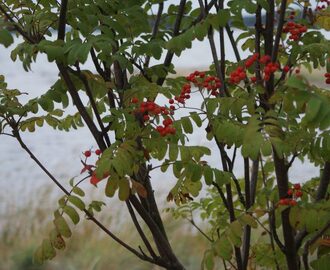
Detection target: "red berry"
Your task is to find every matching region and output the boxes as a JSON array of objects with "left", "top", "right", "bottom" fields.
[
  {"left": 84, "top": 150, "right": 91, "bottom": 157},
  {"left": 295, "top": 190, "right": 303, "bottom": 198},
  {"left": 95, "top": 149, "right": 102, "bottom": 155},
  {"left": 279, "top": 199, "right": 286, "bottom": 205},
  {"left": 289, "top": 200, "right": 297, "bottom": 206},
  {"left": 287, "top": 189, "right": 293, "bottom": 196},
  {"left": 283, "top": 65, "right": 290, "bottom": 73},
  {"left": 169, "top": 99, "right": 174, "bottom": 104},
  {"left": 251, "top": 76, "right": 257, "bottom": 83},
  {"left": 143, "top": 115, "right": 150, "bottom": 121},
  {"left": 293, "top": 183, "right": 301, "bottom": 190},
  {"left": 153, "top": 107, "right": 161, "bottom": 115},
  {"left": 131, "top": 97, "right": 139, "bottom": 104},
  {"left": 295, "top": 69, "right": 300, "bottom": 74},
  {"left": 326, "top": 78, "right": 330, "bottom": 84}
]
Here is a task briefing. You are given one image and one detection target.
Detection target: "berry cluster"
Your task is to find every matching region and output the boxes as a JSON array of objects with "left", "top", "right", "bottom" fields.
[
  {"left": 130, "top": 97, "right": 176, "bottom": 136},
  {"left": 230, "top": 54, "right": 282, "bottom": 84},
  {"left": 186, "top": 71, "right": 221, "bottom": 96},
  {"left": 245, "top": 53, "right": 259, "bottom": 68},
  {"left": 229, "top": 66, "right": 247, "bottom": 84},
  {"left": 279, "top": 183, "right": 303, "bottom": 206},
  {"left": 156, "top": 118, "right": 176, "bottom": 137},
  {"left": 324, "top": 72, "right": 330, "bottom": 84},
  {"left": 83, "top": 149, "right": 102, "bottom": 158},
  {"left": 263, "top": 62, "right": 280, "bottom": 81},
  {"left": 173, "top": 82, "right": 191, "bottom": 104},
  {"left": 80, "top": 149, "right": 107, "bottom": 186},
  {"left": 283, "top": 21, "right": 307, "bottom": 41}
]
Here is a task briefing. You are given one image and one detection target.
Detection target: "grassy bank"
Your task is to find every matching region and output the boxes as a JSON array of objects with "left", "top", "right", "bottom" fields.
[{"left": 0, "top": 184, "right": 209, "bottom": 270}]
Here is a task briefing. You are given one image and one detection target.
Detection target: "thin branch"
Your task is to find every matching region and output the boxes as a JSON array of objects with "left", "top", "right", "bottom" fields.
[
  {"left": 57, "top": 0, "right": 68, "bottom": 41},
  {"left": 126, "top": 200, "right": 159, "bottom": 259},
  {"left": 250, "top": 158, "right": 259, "bottom": 204},
  {"left": 272, "top": 0, "right": 287, "bottom": 62},
  {"left": 129, "top": 195, "right": 185, "bottom": 269},
  {"left": 269, "top": 208, "right": 286, "bottom": 253},
  {"left": 187, "top": 218, "right": 213, "bottom": 242},
  {"left": 207, "top": 26, "right": 228, "bottom": 97},
  {"left": 286, "top": 152, "right": 299, "bottom": 172},
  {"left": 56, "top": 1, "right": 107, "bottom": 149},
  {"left": 316, "top": 161, "right": 330, "bottom": 201},
  {"left": 90, "top": 48, "right": 106, "bottom": 78},
  {"left": 57, "top": 63, "right": 107, "bottom": 150},
  {"left": 157, "top": 0, "right": 186, "bottom": 86},
  {"left": 145, "top": 2, "right": 164, "bottom": 68},
  {"left": 212, "top": 181, "right": 229, "bottom": 210},
  {"left": 242, "top": 157, "right": 251, "bottom": 269},
  {"left": 68, "top": 66, "right": 111, "bottom": 147},
  {"left": 0, "top": 4, "right": 35, "bottom": 43}
]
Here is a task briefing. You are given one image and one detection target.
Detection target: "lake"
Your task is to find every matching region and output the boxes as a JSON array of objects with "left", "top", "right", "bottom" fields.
[{"left": 0, "top": 31, "right": 327, "bottom": 213}]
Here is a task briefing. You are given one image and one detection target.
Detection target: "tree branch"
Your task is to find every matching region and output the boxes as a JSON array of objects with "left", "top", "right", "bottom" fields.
[
  {"left": 10, "top": 126, "right": 157, "bottom": 265},
  {"left": 272, "top": 0, "right": 287, "bottom": 62},
  {"left": 126, "top": 200, "right": 159, "bottom": 259},
  {"left": 157, "top": 0, "right": 186, "bottom": 86},
  {"left": 129, "top": 195, "right": 185, "bottom": 269},
  {"left": 68, "top": 66, "right": 111, "bottom": 147},
  {"left": 144, "top": 2, "right": 164, "bottom": 68}
]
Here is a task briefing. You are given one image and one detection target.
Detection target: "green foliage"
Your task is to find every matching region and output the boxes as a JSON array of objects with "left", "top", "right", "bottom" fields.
[{"left": 1, "top": 0, "right": 330, "bottom": 269}]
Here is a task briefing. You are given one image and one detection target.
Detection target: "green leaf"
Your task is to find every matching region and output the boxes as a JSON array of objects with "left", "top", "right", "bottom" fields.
[
  {"left": 41, "top": 238, "right": 56, "bottom": 260},
  {"left": 190, "top": 112, "right": 202, "bottom": 127},
  {"left": 305, "top": 98, "right": 322, "bottom": 122},
  {"left": 181, "top": 116, "right": 193, "bottom": 134},
  {"left": 67, "top": 195, "right": 85, "bottom": 210},
  {"left": 33, "top": 245, "right": 44, "bottom": 265},
  {"left": 286, "top": 76, "right": 306, "bottom": 89},
  {"left": 310, "top": 254, "right": 330, "bottom": 270},
  {"left": 261, "top": 140, "right": 273, "bottom": 156},
  {"left": 0, "top": 29, "right": 14, "bottom": 48},
  {"left": 203, "top": 166, "right": 214, "bottom": 185},
  {"left": 72, "top": 186, "right": 85, "bottom": 197},
  {"left": 213, "top": 236, "right": 232, "bottom": 260},
  {"left": 206, "top": 99, "right": 218, "bottom": 115},
  {"left": 256, "top": 0, "right": 270, "bottom": 11},
  {"left": 53, "top": 216, "right": 72, "bottom": 238},
  {"left": 118, "top": 177, "right": 130, "bottom": 201},
  {"left": 239, "top": 214, "right": 258, "bottom": 228},
  {"left": 214, "top": 169, "right": 231, "bottom": 186},
  {"left": 305, "top": 209, "right": 320, "bottom": 232},
  {"left": 169, "top": 143, "right": 179, "bottom": 161},
  {"left": 49, "top": 229, "right": 66, "bottom": 250},
  {"left": 63, "top": 205, "right": 80, "bottom": 225},
  {"left": 209, "top": 9, "right": 230, "bottom": 28},
  {"left": 190, "top": 163, "right": 203, "bottom": 182},
  {"left": 230, "top": 220, "right": 243, "bottom": 238},
  {"left": 203, "top": 249, "right": 215, "bottom": 270},
  {"left": 105, "top": 177, "right": 119, "bottom": 197}
]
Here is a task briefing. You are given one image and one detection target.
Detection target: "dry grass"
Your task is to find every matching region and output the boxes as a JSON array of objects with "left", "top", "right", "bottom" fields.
[{"left": 0, "top": 184, "right": 209, "bottom": 270}]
